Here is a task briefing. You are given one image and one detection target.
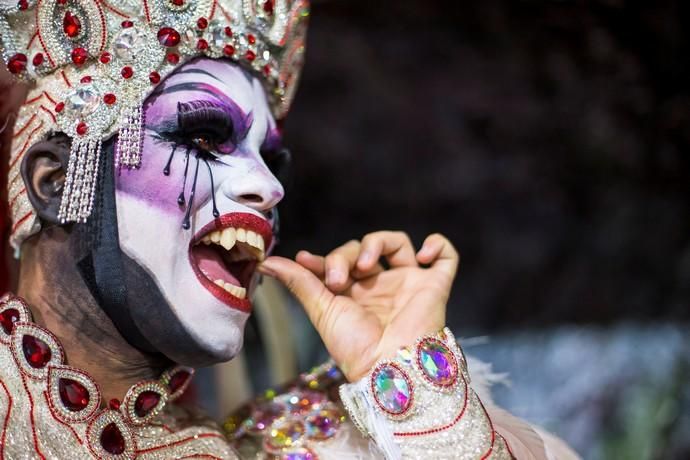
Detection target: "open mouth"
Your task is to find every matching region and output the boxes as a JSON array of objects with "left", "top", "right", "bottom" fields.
[{"left": 189, "top": 213, "right": 273, "bottom": 312}]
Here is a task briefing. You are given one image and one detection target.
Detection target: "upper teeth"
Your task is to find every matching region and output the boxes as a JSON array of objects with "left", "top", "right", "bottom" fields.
[{"left": 200, "top": 227, "right": 266, "bottom": 261}]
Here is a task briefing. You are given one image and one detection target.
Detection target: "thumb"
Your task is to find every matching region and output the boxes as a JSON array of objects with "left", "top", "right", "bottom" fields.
[{"left": 258, "top": 256, "right": 334, "bottom": 328}]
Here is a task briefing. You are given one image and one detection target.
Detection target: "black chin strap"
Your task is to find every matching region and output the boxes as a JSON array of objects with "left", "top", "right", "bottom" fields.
[{"left": 76, "top": 140, "right": 157, "bottom": 353}]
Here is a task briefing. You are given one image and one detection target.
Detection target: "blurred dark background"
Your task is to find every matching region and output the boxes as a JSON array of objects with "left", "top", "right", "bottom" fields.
[{"left": 264, "top": 0, "right": 690, "bottom": 458}]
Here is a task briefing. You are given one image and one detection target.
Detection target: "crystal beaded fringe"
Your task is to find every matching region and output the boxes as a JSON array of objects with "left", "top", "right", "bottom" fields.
[
  {"left": 115, "top": 103, "right": 143, "bottom": 169},
  {"left": 58, "top": 137, "right": 102, "bottom": 224}
]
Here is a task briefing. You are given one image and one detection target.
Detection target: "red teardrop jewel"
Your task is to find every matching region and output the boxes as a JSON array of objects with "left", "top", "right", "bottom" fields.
[
  {"left": 22, "top": 335, "right": 52, "bottom": 368},
  {"left": 196, "top": 38, "right": 208, "bottom": 50},
  {"left": 59, "top": 378, "right": 90, "bottom": 411},
  {"left": 63, "top": 11, "right": 81, "bottom": 38},
  {"left": 55, "top": 102, "right": 65, "bottom": 113},
  {"left": 134, "top": 391, "right": 161, "bottom": 417},
  {"left": 100, "top": 423, "right": 125, "bottom": 455},
  {"left": 168, "top": 370, "right": 191, "bottom": 393},
  {"left": 108, "top": 398, "right": 121, "bottom": 410},
  {"left": 71, "top": 47, "right": 88, "bottom": 66},
  {"left": 7, "top": 53, "right": 27, "bottom": 74},
  {"left": 245, "top": 50, "right": 256, "bottom": 62},
  {"left": 0, "top": 308, "right": 20, "bottom": 334},
  {"left": 149, "top": 71, "right": 160, "bottom": 84},
  {"left": 157, "top": 27, "right": 180, "bottom": 47},
  {"left": 247, "top": 34, "right": 256, "bottom": 45}
]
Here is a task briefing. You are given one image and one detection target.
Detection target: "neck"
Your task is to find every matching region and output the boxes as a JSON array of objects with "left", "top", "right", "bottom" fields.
[{"left": 16, "top": 229, "right": 168, "bottom": 403}]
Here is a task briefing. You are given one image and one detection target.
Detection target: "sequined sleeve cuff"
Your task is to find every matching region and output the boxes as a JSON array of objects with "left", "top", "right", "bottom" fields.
[{"left": 339, "top": 328, "right": 515, "bottom": 460}]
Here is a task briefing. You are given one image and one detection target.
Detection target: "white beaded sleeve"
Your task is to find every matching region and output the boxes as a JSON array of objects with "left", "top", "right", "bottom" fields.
[{"left": 339, "top": 328, "right": 515, "bottom": 460}]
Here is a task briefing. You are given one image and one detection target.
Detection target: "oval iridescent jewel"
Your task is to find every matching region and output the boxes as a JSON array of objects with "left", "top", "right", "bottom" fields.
[
  {"left": 418, "top": 339, "right": 457, "bottom": 386},
  {"left": 113, "top": 28, "right": 142, "bottom": 62},
  {"left": 266, "top": 420, "right": 305, "bottom": 449},
  {"left": 65, "top": 86, "right": 100, "bottom": 117},
  {"left": 281, "top": 448, "right": 316, "bottom": 460},
  {"left": 371, "top": 363, "right": 412, "bottom": 416}
]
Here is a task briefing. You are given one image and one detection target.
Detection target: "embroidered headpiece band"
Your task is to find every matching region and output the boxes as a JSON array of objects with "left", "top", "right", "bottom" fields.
[{"left": 0, "top": 0, "right": 309, "bottom": 250}]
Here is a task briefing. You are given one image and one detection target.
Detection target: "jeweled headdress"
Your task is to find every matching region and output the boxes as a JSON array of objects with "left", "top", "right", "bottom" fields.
[{"left": 1, "top": 0, "right": 308, "bottom": 250}]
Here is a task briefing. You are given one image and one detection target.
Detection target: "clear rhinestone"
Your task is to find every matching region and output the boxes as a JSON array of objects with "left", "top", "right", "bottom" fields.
[
  {"left": 114, "top": 29, "right": 142, "bottom": 62},
  {"left": 65, "top": 87, "right": 100, "bottom": 117}
]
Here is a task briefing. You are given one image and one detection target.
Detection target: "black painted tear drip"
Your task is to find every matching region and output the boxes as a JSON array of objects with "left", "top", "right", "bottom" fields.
[
  {"left": 203, "top": 157, "right": 220, "bottom": 218},
  {"left": 182, "top": 157, "right": 201, "bottom": 230},
  {"left": 163, "top": 145, "right": 177, "bottom": 176},
  {"left": 177, "top": 147, "right": 191, "bottom": 206}
]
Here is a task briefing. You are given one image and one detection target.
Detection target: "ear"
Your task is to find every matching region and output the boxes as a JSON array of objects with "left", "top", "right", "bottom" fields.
[{"left": 20, "top": 135, "right": 71, "bottom": 224}]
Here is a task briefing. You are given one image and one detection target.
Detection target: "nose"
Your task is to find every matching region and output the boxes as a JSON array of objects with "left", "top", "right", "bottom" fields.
[{"left": 220, "top": 162, "right": 284, "bottom": 212}]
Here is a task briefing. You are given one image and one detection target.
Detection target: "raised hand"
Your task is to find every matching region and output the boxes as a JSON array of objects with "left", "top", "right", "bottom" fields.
[{"left": 257, "top": 231, "right": 460, "bottom": 382}]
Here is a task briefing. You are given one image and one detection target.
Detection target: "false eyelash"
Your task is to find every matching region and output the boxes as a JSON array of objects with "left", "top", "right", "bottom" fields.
[{"left": 177, "top": 100, "right": 234, "bottom": 141}]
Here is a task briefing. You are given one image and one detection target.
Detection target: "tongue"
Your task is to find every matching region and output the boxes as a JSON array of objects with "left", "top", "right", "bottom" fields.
[{"left": 192, "top": 245, "right": 242, "bottom": 287}]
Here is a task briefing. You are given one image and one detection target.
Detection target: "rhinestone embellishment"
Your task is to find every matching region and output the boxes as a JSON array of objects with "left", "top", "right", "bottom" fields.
[
  {"left": 417, "top": 338, "right": 458, "bottom": 387},
  {"left": 370, "top": 362, "right": 413, "bottom": 416}
]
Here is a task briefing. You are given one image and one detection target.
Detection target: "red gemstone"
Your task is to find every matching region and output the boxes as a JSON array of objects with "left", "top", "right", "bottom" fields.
[
  {"left": 196, "top": 17, "right": 208, "bottom": 29},
  {"left": 196, "top": 39, "right": 208, "bottom": 50},
  {"left": 223, "top": 45, "right": 235, "bottom": 56},
  {"left": 7, "top": 53, "right": 27, "bottom": 74},
  {"left": 121, "top": 20, "right": 133, "bottom": 28},
  {"left": 56, "top": 0, "right": 66, "bottom": 4},
  {"left": 22, "top": 335, "right": 52, "bottom": 368},
  {"left": 0, "top": 308, "right": 20, "bottom": 334},
  {"left": 99, "top": 52, "right": 111, "bottom": 64},
  {"left": 166, "top": 52, "right": 179, "bottom": 64},
  {"left": 263, "top": 65, "right": 271, "bottom": 76},
  {"left": 103, "top": 93, "right": 116, "bottom": 105},
  {"left": 100, "top": 423, "right": 125, "bottom": 455},
  {"left": 59, "top": 378, "right": 90, "bottom": 411},
  {"left": 157, "top": 27, "right": 180, "bottom": 47},
  {"left": 134, "top": 391, "right": 160, "bottom": 417},
  {"left": 55, "top": 102, "right": 65, "bottom": 113},
  {"left": 224, "top": 26, "right": 233, "bottom": 37},
  {"left": 108, "top": 398, "right": 121, "bottom": 410},
  {"left": 71, "top": 47, "right": 88, "bottom": 66},
  {"left": 76, "top": 122, "right": 88, "bottom": 135},
  {"left": 263, "top": 0, "right": 274, "bottom": 14},
  {"left": 63, "top": 11, "right": 81, "bottom": 38},
  {"left": 18, "top": 0, "right": 28, "bottom": 10},
  {"left": 247, "top": 34, "right": 256, "bottom": 45},
  {"left": 149, "top": 71, "right": 160, "bottom": 84},
  {"left": 171, "top": 0, "right": 184, "bottom": 5},
  {"left": 121, "top": 66, "right": 133, "bottom": 79},
  {"left": 32, "top": 53, "right": 44, "bottom": 67},
  {"left": 245, "top": 50, "right": 256, "bottom": 61},
  {"left": 80, "top": 75, "right": 92, "bottom": 83},
  {"left": 168, "top": 370, "right": 191, "bottom": 393}
]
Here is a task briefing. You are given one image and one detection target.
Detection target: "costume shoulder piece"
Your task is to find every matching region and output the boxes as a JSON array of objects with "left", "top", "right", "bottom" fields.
[{"left": 0, "top": 294, "right": 237, "bottom": 459}]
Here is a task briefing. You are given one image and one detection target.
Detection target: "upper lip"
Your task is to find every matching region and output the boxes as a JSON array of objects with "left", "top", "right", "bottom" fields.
[{"left": 192, "top": 212, "right": 274, "bottom": 256}]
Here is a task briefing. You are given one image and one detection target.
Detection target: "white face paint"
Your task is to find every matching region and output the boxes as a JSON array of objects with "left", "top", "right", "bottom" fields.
[{"left": 114, "top": 58, "right": 285, "bottom": 361}]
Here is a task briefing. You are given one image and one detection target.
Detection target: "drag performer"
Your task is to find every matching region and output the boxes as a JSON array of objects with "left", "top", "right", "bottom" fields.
[{"left": 0, "top": 0, "right": 579, "bottom": 458}]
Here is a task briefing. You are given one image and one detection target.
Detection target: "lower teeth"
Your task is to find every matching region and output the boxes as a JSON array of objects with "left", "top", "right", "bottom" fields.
[{"left": 213, "top": 279, "right": 246, "bottom": 299}]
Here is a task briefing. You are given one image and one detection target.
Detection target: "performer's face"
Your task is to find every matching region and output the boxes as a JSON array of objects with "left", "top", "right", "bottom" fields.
[{"left": 114, "top": 58, "right": 284, "bottom": 362}]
